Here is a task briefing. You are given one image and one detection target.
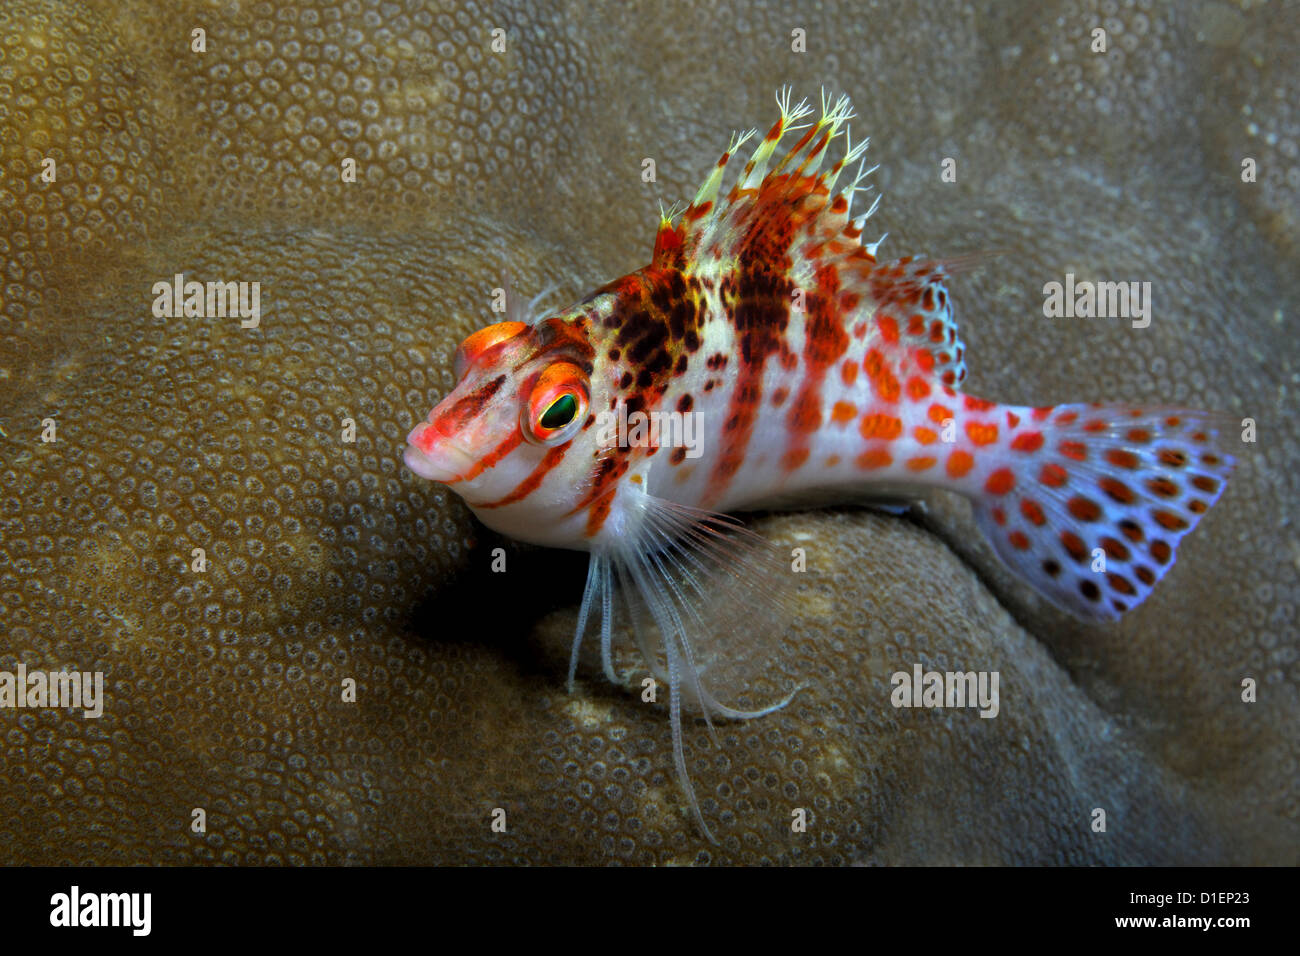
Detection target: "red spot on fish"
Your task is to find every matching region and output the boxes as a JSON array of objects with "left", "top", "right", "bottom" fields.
[
  {"left": 1008, "top": 531, "right": 1030, "bottom": 551},
  {"left": 1105, "top": 448, "right": 1139, "bottom": 469},
  {"left": 1100, "top": 536, "right": 1130, "bottom": 561},
  {"left": 1067, "top": 496, "right": 1102, "bottom": 522},
  {"left": 929, "top": 403, "right": 953, "bottom": 425},
  {"left": 863, "top": 349, "right": 900, "bottom": 402},
  {"left": 1006, "top": 411, "right": 1021, "bottom": 428},
  {"left": 966, "top": 422, "right": 999, "bottom": 446},
  {"left": 1020, "top": 499, "right": 1046, "bottom": 526},
  {"left": 1039, "top": 463, "right": 1068, "bottom": 488},
  {"left": 1145, "top": 476, "right": 1179, "bottom": 498},
  {"left": 832, "top": 401, "right": 857, "bottom": 424},
  {"left": 946, "top": 449, "right": 974, "bottom": 478},
  {"left": 1119, "top": 519, "right": 1145, "bottom": 543},
  {"left": 1108, "top": 573, "right": 1137, "bottom": 596},
  {"left": 860, "top": 413, "right": 903, "bottom": 440},
  {"left": 914, "top": 426, "right": 938, "bottom": 445},
  {"left": 907, "top": 456, "right": 937, "bottom": 472},
  {"left": 856, "top": 449, "right": 892, "bottom": 470},
  {"left": 1098, "top": 477, "right": 1135, "bottom": 504},
  {"left": 1060, "top": 531, "right": 1087, "bottom": 563},
  {"left": 906, "top": 376, "right": 931, "bottom": 401},
  {"left": 1010, "top": 431, "right": 1043, "bottom": 453},
  {"left": 841, "top": 360, "right": 859, "bottom": 386},
  {"left": 878, "top": 314, "right": 899, "bottom": 344},
  {"left": 1153, "top": 510, "right": 1188, "bottom": 531},
  {"left": 1059, "top": 440, "right": 1087, "bottom": 461},
  {"left": 1159, "top": 448, "right": 1188, "bottom": 467},
  {"left": 985, "top": 468, "right": 1015, "bottom": 495}
]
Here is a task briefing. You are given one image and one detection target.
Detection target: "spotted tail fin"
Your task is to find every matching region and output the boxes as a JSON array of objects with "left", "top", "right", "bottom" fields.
[{"left": 965, "top": 404, "right": 1237, "bottom": 619}]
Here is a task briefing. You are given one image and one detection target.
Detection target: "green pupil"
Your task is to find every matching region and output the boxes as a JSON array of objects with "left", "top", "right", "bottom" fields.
[{"left": 539, "top": 393, "right": 577, "bottom": 430}]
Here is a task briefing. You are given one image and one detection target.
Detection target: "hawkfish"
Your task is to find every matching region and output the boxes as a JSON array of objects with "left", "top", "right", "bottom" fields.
[{"left": 404, "top": 89, "right": 1236, "bottom": 841}]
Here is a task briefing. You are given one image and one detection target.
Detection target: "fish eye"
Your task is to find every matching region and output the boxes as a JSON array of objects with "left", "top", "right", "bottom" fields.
[
  {"left": 540, "top": 393, "right": 578, "bottom": 430},
  {"left": 523, "top": 362, "right": 589, "bottom": 445}
]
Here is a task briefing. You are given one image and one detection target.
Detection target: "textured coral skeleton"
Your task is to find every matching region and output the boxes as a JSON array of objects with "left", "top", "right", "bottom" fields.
[{"left": 0, "top": 0, "right": 1297, "bottom": 864}]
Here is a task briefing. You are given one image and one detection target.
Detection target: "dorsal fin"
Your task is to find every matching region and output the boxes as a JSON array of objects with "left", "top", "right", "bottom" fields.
[
  {"left": 651, "top": 87, "right": 879, "bottom": 271},
  {"left": 652, "top": 89, "right": 971, "bottom": 394}
]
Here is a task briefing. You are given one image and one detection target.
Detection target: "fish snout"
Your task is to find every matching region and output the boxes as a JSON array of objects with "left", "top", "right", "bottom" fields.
[{"left": 404, "top": 421, "right": 476, "bottom": 484}]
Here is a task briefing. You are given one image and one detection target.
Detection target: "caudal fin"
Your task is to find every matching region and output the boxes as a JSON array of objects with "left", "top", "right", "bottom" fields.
[{"left": 968, "top": 404, "right": 1237, "bottom": 619}]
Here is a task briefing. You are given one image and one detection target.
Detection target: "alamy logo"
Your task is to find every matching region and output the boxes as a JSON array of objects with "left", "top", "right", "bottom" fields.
[
  {"left": 0, "top": 665, "right": 104, "bottom": 718},
  {"left": 595, "top": 404, "right": 703, "bottom": 459},
  {"left": 891, "top": 664, "right": 999, "bottom": 718},
  {"left": 1042, "top": 273, "right": 1151, "bottom": 329},
  {"left": 50, "top": 886, "right": 151, "bottom": 936},
  {"left": 152, "top": 272, "right": 261, "bottom": 328}
]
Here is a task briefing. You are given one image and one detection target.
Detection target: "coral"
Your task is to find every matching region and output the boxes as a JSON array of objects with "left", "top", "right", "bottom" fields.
[{"left": 0, "top": 0, "right": 1295, "bottom": 863}]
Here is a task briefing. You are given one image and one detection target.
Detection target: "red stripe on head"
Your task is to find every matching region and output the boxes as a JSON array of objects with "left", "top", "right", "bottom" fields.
[{"left": 433, "top": 374, "right": 508, "bottom": 436}]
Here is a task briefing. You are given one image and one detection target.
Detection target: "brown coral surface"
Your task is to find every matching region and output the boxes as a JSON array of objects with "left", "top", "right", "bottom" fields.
[{"left": 1, "top": 0, "right": 1296, "bottom": 864}]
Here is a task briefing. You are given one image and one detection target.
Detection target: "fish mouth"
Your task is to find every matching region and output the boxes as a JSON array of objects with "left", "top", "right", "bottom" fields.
[{"left": 404, "top": 423, "right": 475, "bottom": 484}]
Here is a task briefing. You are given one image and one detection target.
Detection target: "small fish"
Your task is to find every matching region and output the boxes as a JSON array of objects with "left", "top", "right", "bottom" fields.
[{"left": 404, "top": 89, "right": 1236, "bottom": 840}]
